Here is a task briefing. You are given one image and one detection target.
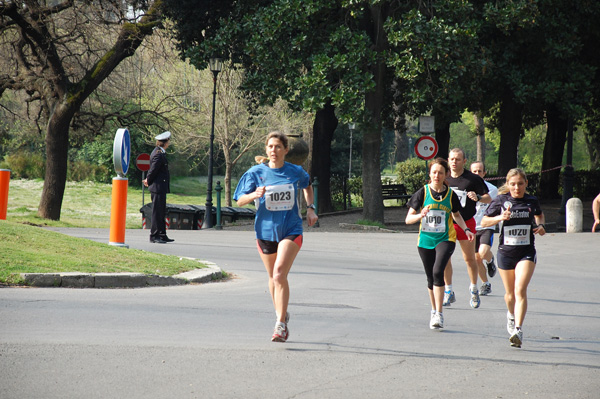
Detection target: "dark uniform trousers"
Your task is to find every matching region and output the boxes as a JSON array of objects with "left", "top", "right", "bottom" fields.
[
  {"left": 147, "top": 146, "right": 170, "bottom": 240},
  {"left": 150, "top": 191, "right": 167, "bottom": 240}
]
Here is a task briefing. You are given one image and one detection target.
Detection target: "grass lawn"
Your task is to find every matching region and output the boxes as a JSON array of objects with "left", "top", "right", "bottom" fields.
[
  {"left": 4, "top": 176, "right": 235, "bottom": 228},
  {"left": 0, "top": 219, "right": 208, "bottom": 285},
  {"left": 0, "top": 177, "right": 235, "bottom": 285}
]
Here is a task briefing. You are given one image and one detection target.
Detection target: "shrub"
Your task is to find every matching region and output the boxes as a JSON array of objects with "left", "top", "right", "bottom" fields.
[
  {"left": 348, "top": 176, "right": 363, "bottom": 207},
  {"left": 68, "top": 160, "right": 111, "bottom": 183},
  {"left": 394, "top": 157, "right": 428, "bottom": 194},
  {"left": 2, "top": 152, "right": 45, "bottom": 179}
]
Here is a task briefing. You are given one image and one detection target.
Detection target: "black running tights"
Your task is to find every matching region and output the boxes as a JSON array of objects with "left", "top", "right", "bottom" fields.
[{"left": 417, "top": 241, "right": 456, "bottom": 290}]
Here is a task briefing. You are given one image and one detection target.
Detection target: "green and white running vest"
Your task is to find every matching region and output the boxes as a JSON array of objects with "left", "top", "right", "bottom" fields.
[{"left": 418, "top": 185, "right": 457, "bottom": 249}]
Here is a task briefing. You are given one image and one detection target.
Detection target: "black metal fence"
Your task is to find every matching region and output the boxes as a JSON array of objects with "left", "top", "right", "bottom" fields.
[
  {"left": 484, "top": 169, "right": 600, "bottom": 199},
  {"left": 328, "top": 169, "right": 600, "bottom": 211}
]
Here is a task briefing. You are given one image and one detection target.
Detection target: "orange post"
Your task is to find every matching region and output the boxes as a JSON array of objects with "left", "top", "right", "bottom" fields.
[
  {"left": 109, "top": 176, "right": 129, "bottom": 247},
  {"left": 0, "top": 169, "right": 10, "bottom": 220}
]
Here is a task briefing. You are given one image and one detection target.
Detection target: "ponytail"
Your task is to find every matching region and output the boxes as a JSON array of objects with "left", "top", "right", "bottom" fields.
[{"left": 255, "top": 156, "right": 268, "bottom": 164}]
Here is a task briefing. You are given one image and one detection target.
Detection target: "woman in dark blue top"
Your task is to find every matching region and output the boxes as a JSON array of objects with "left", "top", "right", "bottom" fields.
[{"left": 482, "top": 168, "right": 546, "bottom": 348}]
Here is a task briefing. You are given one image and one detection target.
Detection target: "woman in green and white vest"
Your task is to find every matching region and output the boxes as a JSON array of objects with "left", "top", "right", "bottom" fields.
[{"left": 405, "top": 157, "right": 475, "bottom": 330}]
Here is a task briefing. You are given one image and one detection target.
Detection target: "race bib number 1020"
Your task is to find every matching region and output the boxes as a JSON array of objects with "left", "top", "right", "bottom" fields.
[
  {"left": 265, "top": 184, "right": 295, "bottom": 211},
  {"left": 503, "top": 224, "right": 531, "bottom": 246}
]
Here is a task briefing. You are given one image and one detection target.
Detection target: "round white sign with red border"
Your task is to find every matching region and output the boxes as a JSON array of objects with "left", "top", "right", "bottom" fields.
[
  {"left": 414, "top": 136, "right": 438, "bottom": 160},
  {"left": 136, "top": 153, "right": 151, "bottom": 172}
]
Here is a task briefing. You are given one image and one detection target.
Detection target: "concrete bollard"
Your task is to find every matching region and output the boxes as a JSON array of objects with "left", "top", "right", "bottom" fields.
[{"left": 566, "top": 197, "right": 583, "bottom": 233}]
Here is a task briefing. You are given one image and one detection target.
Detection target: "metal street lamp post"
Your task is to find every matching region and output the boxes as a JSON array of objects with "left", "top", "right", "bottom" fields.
[
  {"left": 202, "top": 57, "right": 223, "bottom": 229},
  {"left": 347, "top": 123, "right": 355, "bottom": 208},
  {"left": 348, "top": 123, "right": 355, "bottom": 179}
]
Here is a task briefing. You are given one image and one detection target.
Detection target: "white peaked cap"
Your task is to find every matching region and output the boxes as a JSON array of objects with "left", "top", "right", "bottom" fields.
[{"left": 155, "top": 131, "right": 171, "bottom": 141}]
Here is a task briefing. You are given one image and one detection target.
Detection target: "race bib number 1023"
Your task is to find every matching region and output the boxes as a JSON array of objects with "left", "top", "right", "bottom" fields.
[{"left": 265, "top": 184, "right": 295, "bottom": 211}]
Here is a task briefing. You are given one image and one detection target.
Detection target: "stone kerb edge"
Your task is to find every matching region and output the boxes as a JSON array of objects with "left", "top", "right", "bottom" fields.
[{"left": 20, "top": 260, "right": 223, "bottom": 288}]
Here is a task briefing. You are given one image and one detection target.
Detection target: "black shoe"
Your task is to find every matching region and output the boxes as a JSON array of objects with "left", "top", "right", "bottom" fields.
[
  {"left": 160, "top": 236, "right": 174, "bottom": 242},
  {"left": 150, "top": 238, "right": 167, "bottom": 244},
  {"left": 486, "top": 255, "right": 497, "bottom": 278}
]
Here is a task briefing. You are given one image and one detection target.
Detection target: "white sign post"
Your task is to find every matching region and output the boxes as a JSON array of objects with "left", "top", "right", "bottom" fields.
[
  {"left": 109, "top": 128, "right": 131, "bottom": 248},
  {"left": 419, "top": 116, "right": 435, "bottom": 134}
]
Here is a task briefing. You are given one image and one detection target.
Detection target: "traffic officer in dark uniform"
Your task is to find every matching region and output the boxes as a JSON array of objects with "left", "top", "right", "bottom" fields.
[{"left": 143, "top": 131, "right": 173, "bottom": 243}]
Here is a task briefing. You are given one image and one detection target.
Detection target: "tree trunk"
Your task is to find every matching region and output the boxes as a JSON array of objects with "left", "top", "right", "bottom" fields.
[
  {"left": 361, "top": 4, "right": 388, "bottom": 224},
  {"left": 497, "top": 92, "right": 523, "bottom": 176},
  {"left": 584, "top": 122, "right": 600, "bottom": 170},
  {"left": 394, "top": 115, "right": 408, "bottom": 163},
  {"left": 38, "top": 103, "right": 74, "bottom": 220},
  {"left": 35, "top": 2, "right": 163, "bottom": 220},
  {"left": 361, "top": 120, "right": 384, "bottom": 222},
  {"left": 392, "top": 79, "right": 408, "bottom": 163},
  {"left": 474, "top": 111, "right": 485, "bottom": 162},
  {"left": 223, "top": 150, "right": 233, "bottom": 207},
  {"left": 310, "top": 102, "right": 337, "bottom": 213},
  {"left": 435, "top": 121, "right": 451, "bottom": 160},
  {"left": 540, "top": 105, "right": 568, "bottom": 199}
]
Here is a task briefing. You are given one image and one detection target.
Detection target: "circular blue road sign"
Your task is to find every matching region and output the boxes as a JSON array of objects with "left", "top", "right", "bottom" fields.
[{"left": 113, "top": 128, "right": 131, "bottom": 177}]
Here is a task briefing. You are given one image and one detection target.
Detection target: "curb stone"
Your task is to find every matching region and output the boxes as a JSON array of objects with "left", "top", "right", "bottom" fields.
[
  {"left": 338, "top": 223, "right": 397, "bottom": 233},
  {"left": 20, "top": 260, "right": 223, "bottom": 288}
]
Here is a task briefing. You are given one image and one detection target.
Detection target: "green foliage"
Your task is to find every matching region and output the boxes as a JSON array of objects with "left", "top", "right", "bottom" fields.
[
  {"left": 67, "top": 161, "right": 111, "bottom": 183},
  {"left": 1, "top": 152, "right": 45, "bottom": 179},
  {"left": 450, "top": 110, "right": 592, "bottom": 174},
  {"left": 449, "top": 111, "right": 499, "bottom": 171},
  {"left": 394, "top": 158, "right": 428, "bottom": 194},
  {"left": 518, "top": 125, "right": 546, "bottom": 171},
  {"left": 330, "top": 174, "right": 363, "bottom": 210},
  {"left": 232, "top": 0, "right": 375, "bottom": 123},
  {"left": 348, "top": 176, "right": 363, "bottom": 207},
  {"left": 331, "top": 123, "right": 362, "bottom": 177},
  {"left": 385, "top": 1, "right": 484, "bottom": 118}
]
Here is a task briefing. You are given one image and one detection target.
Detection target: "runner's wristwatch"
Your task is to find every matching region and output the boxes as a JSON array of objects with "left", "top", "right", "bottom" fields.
[{"left": 307, "top": 204, "right": 316, "bottom": 210}]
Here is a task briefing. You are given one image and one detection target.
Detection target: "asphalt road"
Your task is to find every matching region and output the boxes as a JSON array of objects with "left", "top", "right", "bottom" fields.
[{"left": 1, "top": 228, "right": 599, "bottom": 398}]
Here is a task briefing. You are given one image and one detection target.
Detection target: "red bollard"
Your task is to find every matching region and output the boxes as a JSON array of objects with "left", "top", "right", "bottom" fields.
[
  {"left": 109, "top": 176, "right": 129, "bottom": 247},
  {"left": 0, "top": 169, "right": 10, "bottom": 220}
]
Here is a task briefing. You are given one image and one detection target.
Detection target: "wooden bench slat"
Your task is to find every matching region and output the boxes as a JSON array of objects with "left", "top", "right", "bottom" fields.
[{"left": 381, "top": 184, "right": 411, "bottom": 200}]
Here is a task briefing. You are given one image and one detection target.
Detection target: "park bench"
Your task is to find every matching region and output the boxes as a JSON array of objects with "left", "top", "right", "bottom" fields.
[{"left": 381, "top": 183, "right": 411, "bottom": 205}]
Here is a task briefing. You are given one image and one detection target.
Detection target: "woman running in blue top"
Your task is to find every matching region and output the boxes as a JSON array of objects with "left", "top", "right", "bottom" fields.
[{"left": 234, "top": 132, "right": 318, "bottom": 342}]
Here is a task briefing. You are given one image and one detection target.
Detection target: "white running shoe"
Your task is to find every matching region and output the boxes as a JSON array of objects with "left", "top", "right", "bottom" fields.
[
  {"left": 480, "top": 282, "right": 492, "bottom": 296},
  {"left": 510, "top": 328, "right": 523, "bottom": 348},
  {"left": 430, "top": 312, "right": 444, "bottom": 330},
  {"left": 470, "top": 288, "right": 481, "bottom": 308},
  {"left": 443, "top": 290, "right": 456, "bottom": 306},
  {"left": 271, "top": 323, "right": 288, "bottom": 342},
  {"left": 507, "top": 312, "right": 516, "bottom": 334}
]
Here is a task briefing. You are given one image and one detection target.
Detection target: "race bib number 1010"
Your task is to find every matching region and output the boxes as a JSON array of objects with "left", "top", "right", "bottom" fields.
[{"left": 421, "top": 210, "right": 446, "bottom": 233}]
